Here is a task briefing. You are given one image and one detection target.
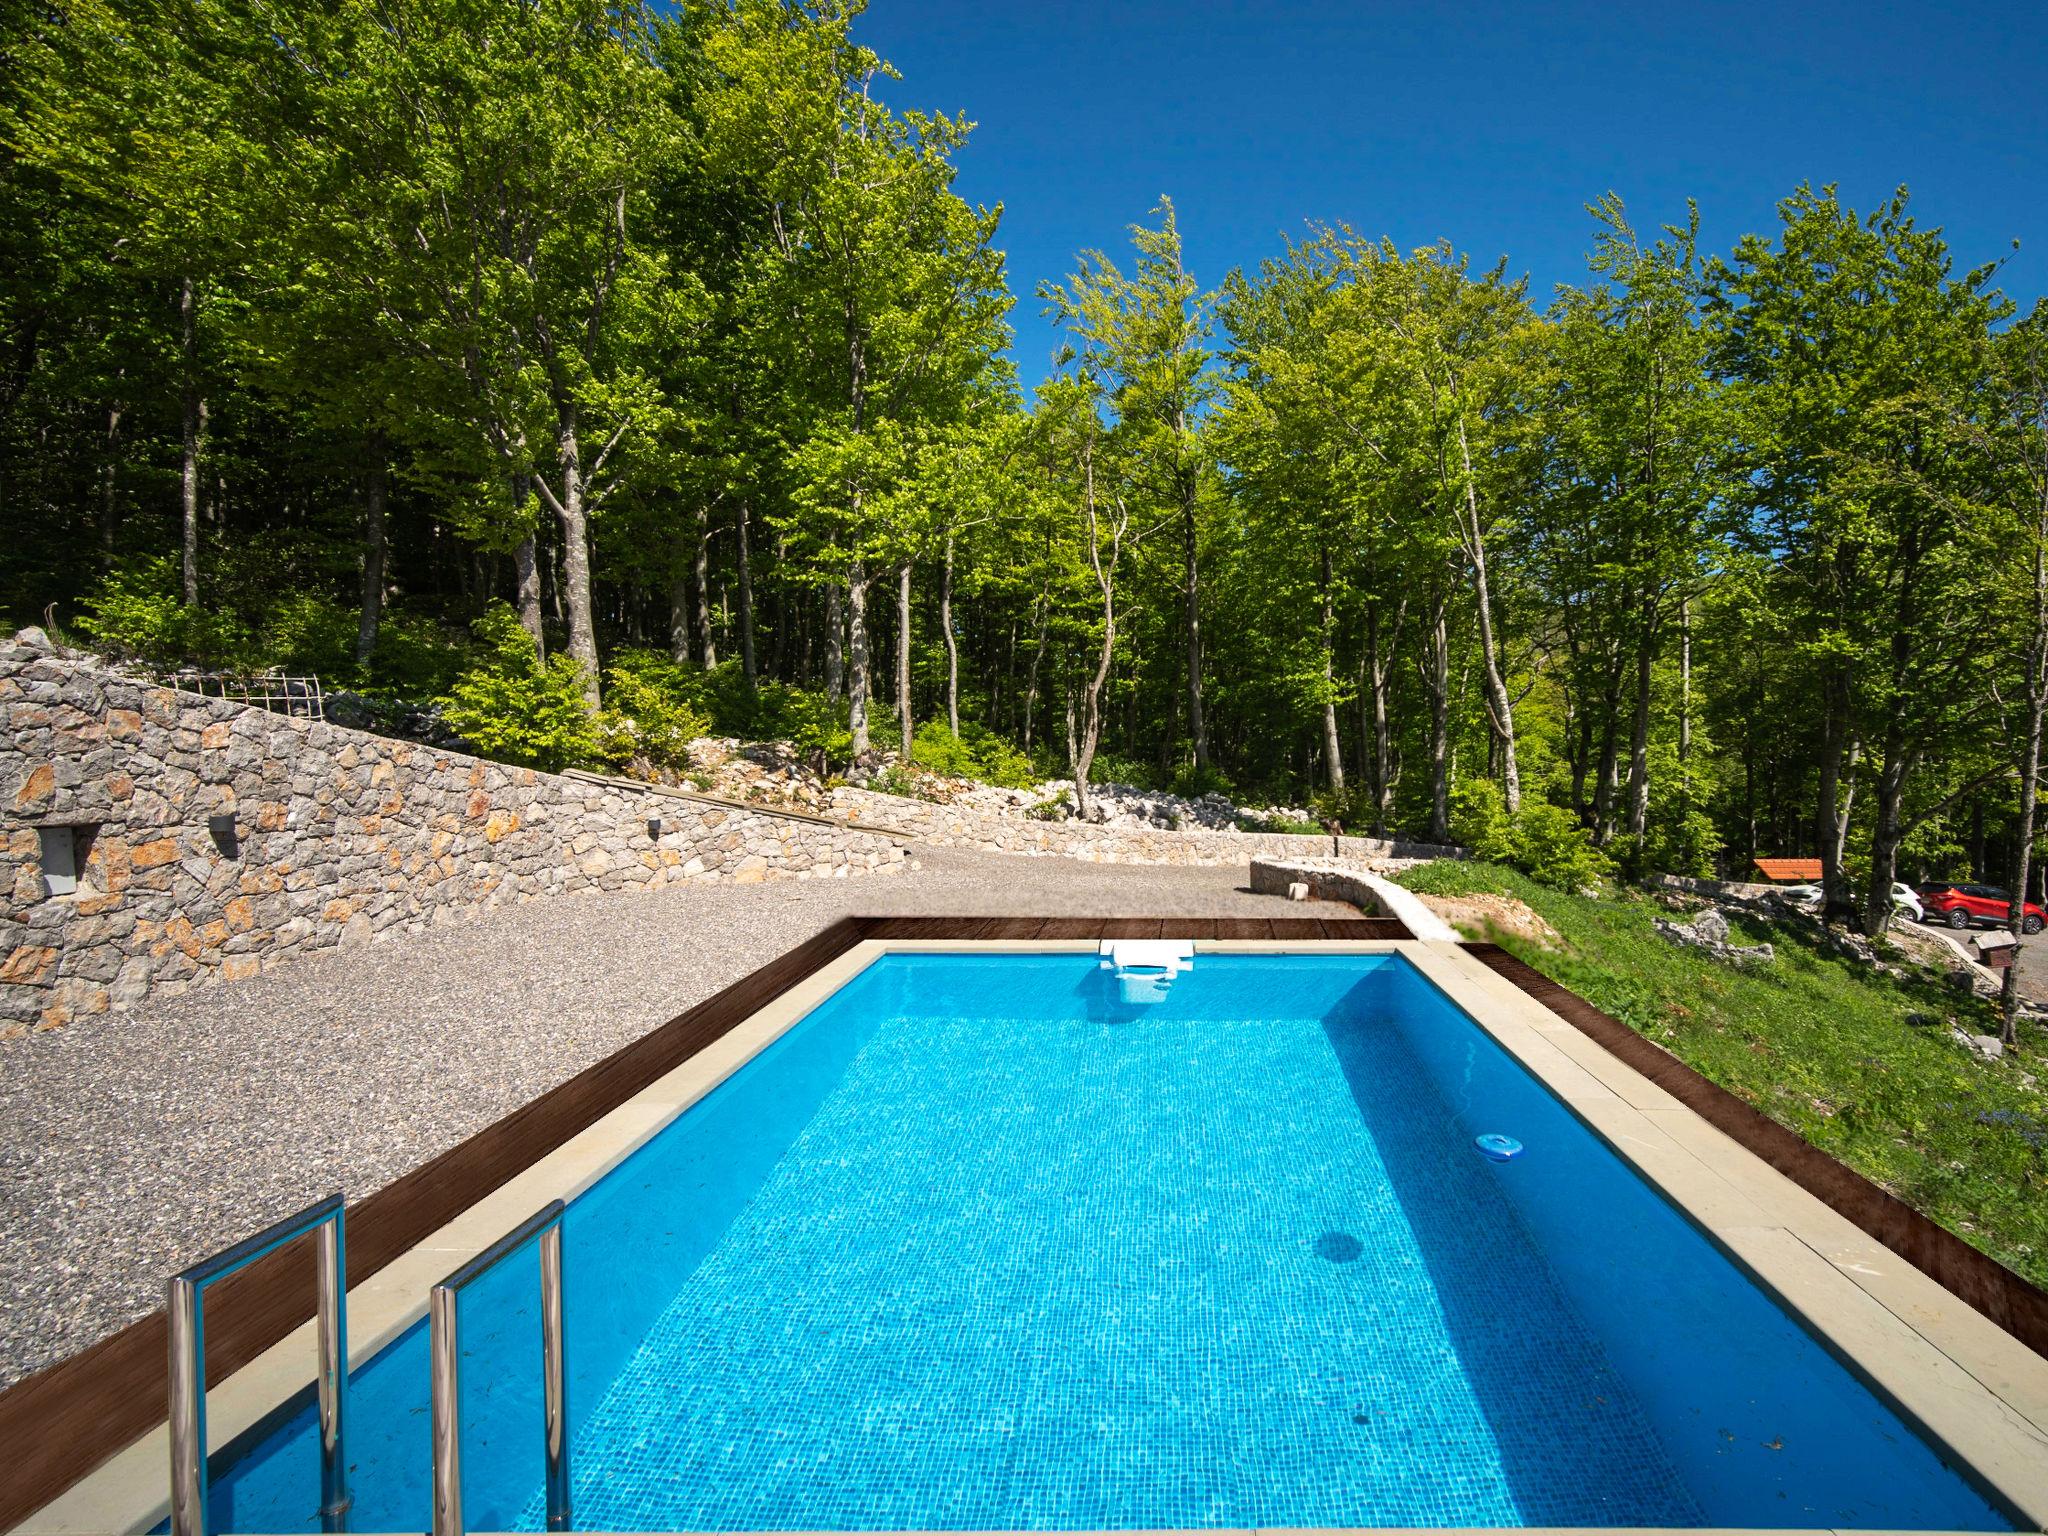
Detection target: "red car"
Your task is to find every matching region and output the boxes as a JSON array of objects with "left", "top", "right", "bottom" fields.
[{"left": 1917, "top": 882, "right": 2046, "bottom": 934}]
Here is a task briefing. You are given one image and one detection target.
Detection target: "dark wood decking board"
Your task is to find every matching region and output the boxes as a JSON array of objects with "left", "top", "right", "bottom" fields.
[{"left": 1461, "top": 941, "right": 2048, "bottom": 1362}]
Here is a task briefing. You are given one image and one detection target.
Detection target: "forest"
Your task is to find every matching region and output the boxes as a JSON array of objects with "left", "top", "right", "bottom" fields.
[{"left": 3, "top": 0, "right": 2046, "bottom": 940}]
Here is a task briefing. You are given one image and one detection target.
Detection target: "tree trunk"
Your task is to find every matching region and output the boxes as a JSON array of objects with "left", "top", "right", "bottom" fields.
[
  {"left": 100, "top": 395, "right": 122, "bottom": 564},
  {"left": 1817, "top": 683, "right": 1855, "bottom": 915},
  {"left": 1624, "top": 609, "right": 1656, "bottom": 840},
  {"left": 1420, "top": 595, "right": 1451, "bottom": 844},
  {"left": 550, "top": 405, "right": 601, "bottom": 703},
  {"left": 896, "top": 562, "right": 913, "bottom": 762},
  {"left": 1182, "top": 482, "right": 1210, "bottom": 773},
  {"left": 847, "top": 562, "right": 871, "bottom": 755},
  {"left": 1363, "top": 599, "right": 1403, "bottom": 837},
  {"left": 178, "top": 277, "right": 202, "bottom": 605},
  {"left": 2003, "top": 478, "right": 2048, "bottom": 1043},
  {"left": 693, "top": 507, "right": 717, "bottom": 669},
  {"left": 668, "top": 526, "right": 692, "bottom": 663},
  {"left": 1072, "top": 437, "right": 1121, "bottom": 819},
  {"left": 1319, "top": 542, "right": 1344, "bottom": 795},
  {"left": 355, "top": 432, "right": 388, "bottom": 668},
  {"left": 1678, "top": 597, "right": 1693, "bottom": 791},
  {"left": 1455, "top": 419, "right": 1520, "bottom": 813},
  {"left": 1021, "top": 591, "right": 1049, "bottom": 752},
  {"left": 825, "top": 580, "right": 845, "bottom": 698},
  {"left": 513, "top": 513, "right": 544, "bottom": 657},
  {"left": 1591, "top": 651, "right": 1625, "bottom": 842},
  {"left": 736, "top": 500, "right": 757, "bottom": 689},
  {"left": 1863, "top": 741, "right": 1915, "bottom": 935},
  {"left": 941, "top": 536, "right": 960, "bottom": 736}
]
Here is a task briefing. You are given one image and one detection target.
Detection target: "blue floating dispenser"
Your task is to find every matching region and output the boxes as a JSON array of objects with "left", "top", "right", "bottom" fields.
[{"left": 1475, "top": 1133, "right": 1524, "bottom": 1162}]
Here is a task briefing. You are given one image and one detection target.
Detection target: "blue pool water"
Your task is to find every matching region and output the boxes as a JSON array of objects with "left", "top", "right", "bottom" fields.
[{"left": 206, "top": 953, "right": 2016, "bottom": 1531}]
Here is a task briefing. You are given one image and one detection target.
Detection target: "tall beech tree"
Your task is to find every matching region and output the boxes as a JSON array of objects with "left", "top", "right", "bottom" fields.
[
  {"left": 2, "top": 4, "right": 2043, "bottom": 933},
  {"left": 1713, "top": 186, "right": 2010, "bottom": 929}
]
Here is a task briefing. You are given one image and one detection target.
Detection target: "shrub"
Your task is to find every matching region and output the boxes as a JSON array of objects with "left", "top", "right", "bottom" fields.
[
  {"left": 868, "top": 763, "right": 925, "bottom": 798},
  {"left": 437, "top": 604, "right": 600, "bottom": 772},
  {"left": 1450, "top": 778, "right": 1515, "bottom": 862},
  {"left": 909, "top": 721, "right": 1038, "bottom": 788},
  {"left": 1511, "top": 799, "right": 1612, "bottom": 893},
  {"left": 1450, "top": 777, "right": 1610, "bottom": 892},
  {"left": 1027, "top": 788, "right": 1071, "bottom": 821},
  {"left": 76, "top": 557, "right": 251, "bottom": 668},
  {"left": 1645, "top": 802, "right": 1722, "bottom": 881},
  {"left": 1247, "top": 814, "right": 1323, "bottom": 835},
  {"left": 260, "top": 593, "right": 359, "bottom": 681},
  {"left": 1168, "top": 762, "right": 1232, "bottom": 799},
  {"left": 598, "top": 650, "right": 712, "bottom": 772},
  {"left": 907, "top": 721, "right": 978, "bottom": 778}
]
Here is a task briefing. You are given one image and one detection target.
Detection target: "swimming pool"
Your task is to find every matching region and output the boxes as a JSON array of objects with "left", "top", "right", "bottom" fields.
[{"left": 191, "top": 949, "right": 2023, "bottom": 1531}]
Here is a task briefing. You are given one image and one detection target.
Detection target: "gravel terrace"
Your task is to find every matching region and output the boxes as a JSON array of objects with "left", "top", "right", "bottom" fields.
[{"left": 0, "top": 849, "right": 1353, "bottom": 1388}]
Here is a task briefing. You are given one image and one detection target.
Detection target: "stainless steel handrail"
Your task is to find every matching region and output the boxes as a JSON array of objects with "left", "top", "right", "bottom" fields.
[
  {"left": 430, "top": 1200, "right": 569, "bottom": 1536},
  {"left": 168, "top": 1191, "right": 350, "bottom": 1536}
]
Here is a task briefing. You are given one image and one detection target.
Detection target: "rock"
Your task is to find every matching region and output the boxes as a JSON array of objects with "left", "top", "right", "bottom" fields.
[
  {"left": 1653, "top": 914, "right": 1774, "bottom": 969},
  {"left": 1952, "top": 1027, "right": 2005, "bottom": 1061},
  {"left": 1287, "top": 881, "right": 1310, "bottom": 902}
]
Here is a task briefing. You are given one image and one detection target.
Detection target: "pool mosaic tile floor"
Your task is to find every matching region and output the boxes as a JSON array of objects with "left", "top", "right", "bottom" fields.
[{"left": 546, "top": 991, "right": 1702, "bottom": 1530}]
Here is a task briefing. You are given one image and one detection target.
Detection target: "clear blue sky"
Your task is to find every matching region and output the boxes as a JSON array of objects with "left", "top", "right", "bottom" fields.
[{"left": 855, "top": 0, "right": 2048, "bottom": 381}]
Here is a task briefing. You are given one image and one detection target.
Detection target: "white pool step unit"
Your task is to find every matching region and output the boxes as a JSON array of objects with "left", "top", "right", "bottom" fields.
[{"left": 1098, "top": 938, "right": 1194, "bottom": 1004}]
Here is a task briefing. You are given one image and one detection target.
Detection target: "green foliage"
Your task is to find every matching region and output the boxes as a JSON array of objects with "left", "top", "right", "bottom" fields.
[
  {"left": 1643, "top": 801, "right": 1723, "bottom": 881},
  {"left": 909, "top": 721, "right": 1036, "bottom": 787},
  {"left": 437, "top": 605, "right": 601, "bottom": 773},
  {"left": 866, "top": 763, "right": 925, "bottom": 799},
  {"left": 1246, "top": 813, "right": 1322, "bottom": 835},
  {"left": 259, "top": 593, "right": 359, "bottom": 681},
  {"left": 1452, "top": 778, "right": 1610, "bottom": 890},
  {"left": 1026, "top": 788, "right": 1071, "bottom": 820},
  {"left": 363, "top": 612, "right": 470, "bottom": 699},
  {"left": 1510, "top": 798, "right": 1613, "bottom": 892},
  {"left": 598, "top": 650, "right": 713, "bottom": 772},
  {"left": 1449, "top": 778, "right": 1516, "bottom": 862},
  {"left": 76, "top": 558, "right": 252, "bottom": 668},
  {"left": 1395, "top": 858, "right": 2048, "bottom": 1288}
]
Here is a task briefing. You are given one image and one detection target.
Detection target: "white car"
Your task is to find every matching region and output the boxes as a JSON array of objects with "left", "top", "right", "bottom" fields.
[{"left": 1770, "top": 881, "right": 1923, "bottom": 921}]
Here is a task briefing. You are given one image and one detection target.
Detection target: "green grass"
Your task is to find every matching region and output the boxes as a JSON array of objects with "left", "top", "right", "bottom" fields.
[{"left": 1396, "top": 860, "right": 2048, "bottom": 1290}]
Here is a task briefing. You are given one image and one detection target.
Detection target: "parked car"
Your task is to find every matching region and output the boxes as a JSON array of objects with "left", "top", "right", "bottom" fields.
[
  {"left": 1916, "top": 882, "right": 2046, "bottom": 933},
  {"left": 1773, "top": 880, "right": 1923, "bottom": 920}
]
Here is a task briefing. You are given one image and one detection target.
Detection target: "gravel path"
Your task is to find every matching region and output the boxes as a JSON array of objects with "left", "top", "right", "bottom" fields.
[{"left": 0, "top": 850, "right": 1349, "bottom": 1388}]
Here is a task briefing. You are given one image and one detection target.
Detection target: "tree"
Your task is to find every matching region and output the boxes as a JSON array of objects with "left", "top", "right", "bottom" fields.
[
  {"left": 272, "top": 0, "right": 687, "bottom": 702},
  {"left": 1980, "top": 306, "right": 2048, "bottom": 1040},
  {"left": 1712, "top": 186, "right": 2010, "bottom": 930},
  {"left": 1537, "top": 196, "right": 1726, "bottom": 848},
  {"left": 703, "top": 0, "right": 1007, "bottom": 756},
  {"left": 1043, "top": 201, "right": 1219, "bottom": 776}
]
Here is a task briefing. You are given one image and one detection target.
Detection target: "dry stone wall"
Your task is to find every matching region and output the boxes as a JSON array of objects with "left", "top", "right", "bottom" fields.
[
  {"left": 830, "top": 784, "right": 1462, "bottom": 868},
  {"left": 0, "top": 637, "right": 907, "bottom": 1031}
]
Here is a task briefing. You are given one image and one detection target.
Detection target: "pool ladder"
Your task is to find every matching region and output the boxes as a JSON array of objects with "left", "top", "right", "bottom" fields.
[{"left": 168, "top": 1193, "right": 572, "bottom": 1536}]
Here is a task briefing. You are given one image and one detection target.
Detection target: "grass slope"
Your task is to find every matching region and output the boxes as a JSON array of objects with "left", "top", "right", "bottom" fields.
[{"left": 1397, "top": 860, "right": 2048, "bottom": 1291}]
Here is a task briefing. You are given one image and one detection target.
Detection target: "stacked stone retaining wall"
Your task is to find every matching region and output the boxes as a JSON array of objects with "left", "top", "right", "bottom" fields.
[
  {"left": 830, "top": 784, "right": 1463, "bottom": 868},
  {"left": 0, "top": 639, "right": 907, "bottom": 1031}
]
